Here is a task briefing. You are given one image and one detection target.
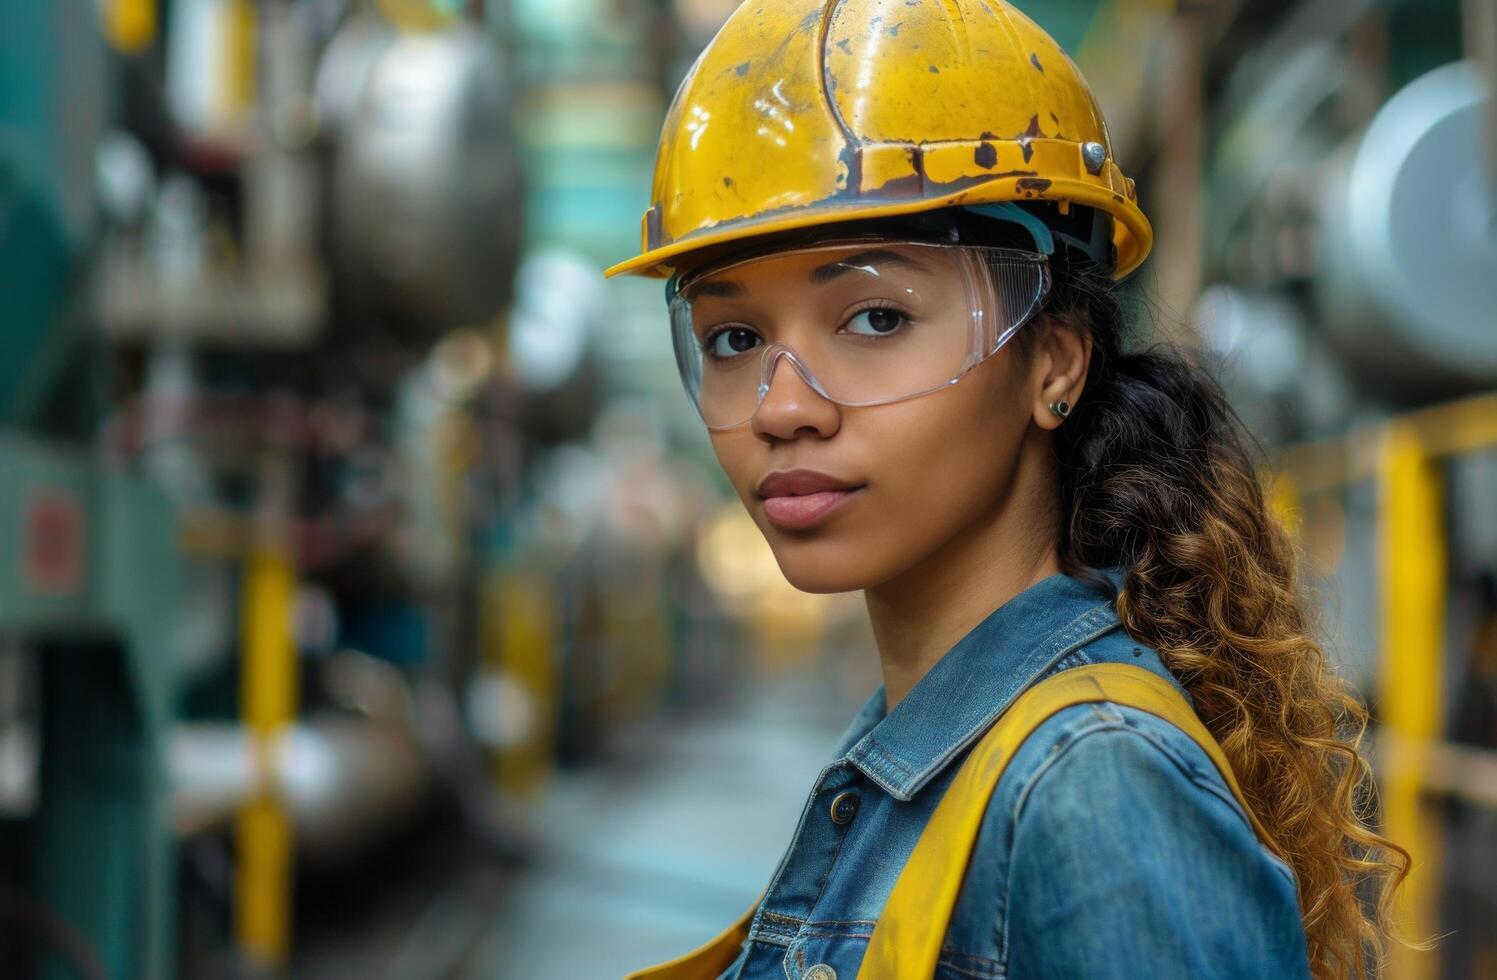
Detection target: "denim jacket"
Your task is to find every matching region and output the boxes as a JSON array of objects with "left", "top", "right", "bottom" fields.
[{"left": 717, "top": 571, "right": 1311, "bottom": 979}]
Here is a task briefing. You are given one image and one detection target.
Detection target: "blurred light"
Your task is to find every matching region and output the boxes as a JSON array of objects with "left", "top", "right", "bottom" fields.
[
  {"left": 276, "top": 727, "right": 340, "bottom": 800},
  {"left": 95, "top": 130, "right": 156, "bottom": 226},
  {"left": 0, "top": 684, "right": 37, "bottom": 817},
  {"left": 696, "top": 504, "right": 779, "bottom": 605},
  {"left": 465, "top": 669, "right": 536, "bottom": 749},
  {"left": 508, "top": 248, "right": 602, "bottom": 392},
  {"left": 432, "top": 327, "right": 495, "bottom": 402},
  {"left": 0, "top": 734, "right": 37, "bottom": 810},
  {"left": 528, "top": 446, "right": 608, "bottom": 554}
]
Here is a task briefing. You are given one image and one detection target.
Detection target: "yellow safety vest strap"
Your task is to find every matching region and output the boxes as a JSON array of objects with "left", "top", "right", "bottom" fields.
[
  {"left": 858, "top": 661, "right": 1265, "bottom": 978},
  {"left": 625, "top": 662, "right": 1260, "bottom": 979}
]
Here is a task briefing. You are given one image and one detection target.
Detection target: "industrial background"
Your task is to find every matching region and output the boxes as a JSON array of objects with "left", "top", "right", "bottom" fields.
[{"left": 0, "top": 0, "right": 1493, "bottom": 977}]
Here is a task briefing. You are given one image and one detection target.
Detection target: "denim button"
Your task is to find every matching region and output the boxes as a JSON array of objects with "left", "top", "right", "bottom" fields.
[
  {"left": 829, "top": 789, "right": 859, "bottom": 825},
  {"left": 804, "top": 965, "right": 837, "bottom": 980}
]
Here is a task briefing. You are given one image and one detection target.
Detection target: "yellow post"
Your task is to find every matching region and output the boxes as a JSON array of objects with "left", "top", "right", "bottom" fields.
[
  {"left": 102, "top": 0, "right": 157, "bottom": 54},
  {"left": 224, "top": 0, "right": 258, "bottom": 122},
  {"left": 1267, "top": 469, "right": 1301, "bottom": 540},
  {"left": 236, "top": 545, "right": 297, "bottom": 967},
  {"left": 485, "top": 569, "right": 559, "bottom": 797},
  {"left": 1377, "top": 421, "right": 1445, "bottom": 979}
]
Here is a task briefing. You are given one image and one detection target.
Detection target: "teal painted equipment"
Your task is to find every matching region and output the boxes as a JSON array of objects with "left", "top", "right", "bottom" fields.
[
  {"left": 1, "top": 3, "right": 183, "bottom": 977},
  {"left": 0, "top": 436, "right": 183, "bottom": 980}
]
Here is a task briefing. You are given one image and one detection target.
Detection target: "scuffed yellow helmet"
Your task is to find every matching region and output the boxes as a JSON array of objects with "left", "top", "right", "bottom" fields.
[{"left": 606, "top": 0, "right": 1153, "bottom": 281}]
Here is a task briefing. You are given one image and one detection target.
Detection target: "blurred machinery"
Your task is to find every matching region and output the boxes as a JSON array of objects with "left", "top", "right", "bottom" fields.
[
  {"left": 1318, "top": 58, "right": 1497, "bottom": 396},
  {"left": 1198, "top": 0, "right": 1495, "bottom": 429},
  {"left": 0, "top": 3, "right": 183, "bottom": 979},
  {"left": 3, "top": 0, "right": 529, "bottom": 976},
  {"left": 3, "top": 0, "right": 1491, "bottom": 977},
  {"left": 1181, "top": 1, "right": 1496, "bottom": 975},
  {"left": 318, "top": 14, "right": 522, "bottom": 359},
  {"left": 4, "top": 0, "right": 753, "bottom": 975}
]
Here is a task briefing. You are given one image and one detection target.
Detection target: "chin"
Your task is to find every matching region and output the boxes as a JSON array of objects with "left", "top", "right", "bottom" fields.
[{"left": 765, "top": 534, "right": 892, "bottom": 594}]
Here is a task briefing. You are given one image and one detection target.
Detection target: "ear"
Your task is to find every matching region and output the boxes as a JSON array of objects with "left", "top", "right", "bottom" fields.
[{"left": 1030, "top": 318, "right": 1092, "bottom": 431}]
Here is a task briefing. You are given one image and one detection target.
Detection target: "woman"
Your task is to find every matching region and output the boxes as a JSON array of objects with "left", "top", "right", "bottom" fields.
[{"left": 605, "top": 1, "right": 1410, "bottom": 977}]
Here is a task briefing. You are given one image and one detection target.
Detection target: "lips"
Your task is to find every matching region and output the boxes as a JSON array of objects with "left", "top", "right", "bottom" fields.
[
  {"left": 756, "top": 468, "right": 862, "bottom": 498},
  {"left": 756, "top": 468, "right": 865, "bottom": 530}
]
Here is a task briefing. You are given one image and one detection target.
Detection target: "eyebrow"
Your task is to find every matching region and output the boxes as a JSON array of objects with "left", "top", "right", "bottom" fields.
[
  {"left": 690, "top": 248, "right": 928, "bottom": 298},
  {"left": 809, "top": 249, "right": 927, "bottom": 284},
  {"left": 689, "top": 279, "right": 747, "bottom": 298}
]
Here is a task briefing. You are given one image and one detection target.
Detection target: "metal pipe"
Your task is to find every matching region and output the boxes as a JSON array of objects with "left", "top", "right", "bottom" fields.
[{"left": 171, "top": 715, "right": 432, "bottom": 863}]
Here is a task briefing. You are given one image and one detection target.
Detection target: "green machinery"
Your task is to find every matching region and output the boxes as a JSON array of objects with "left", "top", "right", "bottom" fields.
[
  {"left": 1, "top": 2, "right": 184, "bottom": 977},
  {"left": 0, "top": 440, "right": 182, "bottom": 980}
]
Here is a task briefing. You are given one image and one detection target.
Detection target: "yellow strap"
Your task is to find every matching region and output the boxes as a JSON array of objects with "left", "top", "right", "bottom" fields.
[
  {"left": 625, "top": 663, "right": 1258, "bottom": 980},
  {"left": 623, "top": 892, "right": 761, "bottom": 980},
  {"left": 858, "top": 661, "right": 1266, "bottom": 978}
]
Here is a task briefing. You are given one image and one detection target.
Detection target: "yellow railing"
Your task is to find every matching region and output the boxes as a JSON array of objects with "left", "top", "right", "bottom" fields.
[{"left": 1274, "top": 391, "right": 1497, "bottom": 979}]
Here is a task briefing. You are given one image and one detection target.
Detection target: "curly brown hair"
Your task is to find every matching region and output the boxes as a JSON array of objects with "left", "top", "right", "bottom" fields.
[{"left": 1038, "top": 249, "right": 1415, "bottom": 979}]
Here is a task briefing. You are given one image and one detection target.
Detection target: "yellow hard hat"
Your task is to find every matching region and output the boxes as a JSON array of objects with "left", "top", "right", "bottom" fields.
[{"left": 605, "top": 0, "right": 1152, "bottom": 281}]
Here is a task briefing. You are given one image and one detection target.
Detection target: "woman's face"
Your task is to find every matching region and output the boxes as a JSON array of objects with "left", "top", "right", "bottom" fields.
[{"left": 679, "top": 240, "right": 1073, "bottom": 594}]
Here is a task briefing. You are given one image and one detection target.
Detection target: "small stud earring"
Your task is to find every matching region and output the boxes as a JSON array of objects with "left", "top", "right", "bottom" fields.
[{"left": 1048, "top": 399, "right": 1071, "bottom": 418}]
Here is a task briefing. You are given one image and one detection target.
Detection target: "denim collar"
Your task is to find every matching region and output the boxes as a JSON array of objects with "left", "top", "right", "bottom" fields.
[{"left": 833, "top": 570, "right": 1124, "bottom": 802}]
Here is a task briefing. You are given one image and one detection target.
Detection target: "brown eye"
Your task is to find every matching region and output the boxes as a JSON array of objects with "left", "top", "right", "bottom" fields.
[
  {"left": 846, "top": 308, "right": 906, "bottom": 336},
  {"left": 707, "top": 326, "right": 762, "bottom": 357}
]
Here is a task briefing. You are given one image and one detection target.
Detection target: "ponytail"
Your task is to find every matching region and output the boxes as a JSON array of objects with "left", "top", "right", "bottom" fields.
[{"left": 1042, "top": 258, "right": 1412, "bottom": 980}]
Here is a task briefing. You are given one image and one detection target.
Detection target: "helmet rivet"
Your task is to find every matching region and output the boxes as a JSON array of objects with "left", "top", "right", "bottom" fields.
[{"left": 1082, "top": 141, "right": 1107, "bottom": 175}]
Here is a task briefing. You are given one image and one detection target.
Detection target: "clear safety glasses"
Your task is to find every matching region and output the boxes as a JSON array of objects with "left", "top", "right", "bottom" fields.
[{"left": 668, "top": 240, "right": 1052, "bottom": 430}]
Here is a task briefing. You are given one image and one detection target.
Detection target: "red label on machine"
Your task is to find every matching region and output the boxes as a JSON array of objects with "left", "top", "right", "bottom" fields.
[{"left": 23, "top": 488, "right": 85, "bottom": 596}]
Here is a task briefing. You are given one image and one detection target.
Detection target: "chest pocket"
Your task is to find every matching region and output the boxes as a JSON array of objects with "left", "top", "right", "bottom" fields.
[{"left": 625, "top": 662, "right": 1266, "bottom": 980}]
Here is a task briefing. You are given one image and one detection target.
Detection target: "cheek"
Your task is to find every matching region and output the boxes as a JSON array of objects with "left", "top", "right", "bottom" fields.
[{"left": 860, "top": 373, "right": 1029, "bottom": 543}]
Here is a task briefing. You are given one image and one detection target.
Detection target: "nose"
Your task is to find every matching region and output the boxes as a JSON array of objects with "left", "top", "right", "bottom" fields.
[{"left": 749, "top": 347, "right": 841, "bottom": 442}]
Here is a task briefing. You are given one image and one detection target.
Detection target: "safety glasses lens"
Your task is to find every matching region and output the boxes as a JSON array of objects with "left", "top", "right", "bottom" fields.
[{"left": 669, "top": 242, "right": 1048, "bottom": 428}]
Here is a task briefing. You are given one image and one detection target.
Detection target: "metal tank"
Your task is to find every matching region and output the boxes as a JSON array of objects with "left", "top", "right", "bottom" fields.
[
  {"left": 318, "top": 19, "right": 523, "bottom": 355},
  {"left": 1317, "top": 60, "right": 1497, "bottom": 399}
]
